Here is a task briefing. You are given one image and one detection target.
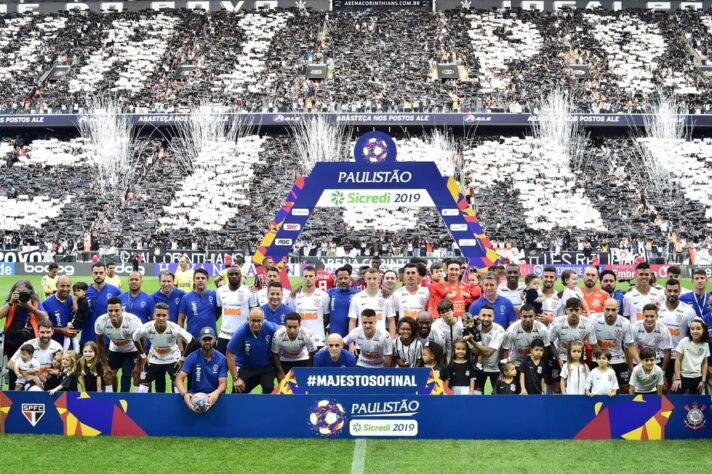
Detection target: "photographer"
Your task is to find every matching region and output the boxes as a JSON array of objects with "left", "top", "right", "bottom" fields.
[{"left": 1, "top": 280, "right": 49, "bottom": 388}]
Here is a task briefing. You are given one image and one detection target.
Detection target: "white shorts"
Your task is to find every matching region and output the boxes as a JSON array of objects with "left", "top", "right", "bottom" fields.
[{"left": 452, "top": 385, "right": 471, "bottom": 395}]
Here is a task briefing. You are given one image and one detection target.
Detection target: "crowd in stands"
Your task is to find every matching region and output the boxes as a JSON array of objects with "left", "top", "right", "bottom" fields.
[
  {"left": 1, "top": 7, "right": 712, "bottom": 259},
  {"left": 1, "top": 131, "right": 711, "bottom": 261},
  {"left": 3, "top": 260, "right": 710, "bottom": 402},
  {"left": 2, "top": 9, "right": 712, "bottom": 114}
]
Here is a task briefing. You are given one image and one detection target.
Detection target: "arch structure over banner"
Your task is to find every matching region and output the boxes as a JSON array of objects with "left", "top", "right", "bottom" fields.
[{"left": 253, "top": 132, "right": 498, "bottom": 269}]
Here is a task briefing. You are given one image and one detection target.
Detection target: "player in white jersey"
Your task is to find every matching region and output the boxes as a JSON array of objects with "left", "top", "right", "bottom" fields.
[
  {"left": 631, "top": 303, "right": 673, "bottom": 382},
  {"left": 501, "top": 305, "right": 551, "bottom": 368},
  {"left": 666, "top": 267, "right": 691, "bottom": 295},
  {"left": 416, "top": 311, "right": 447, "bottom": 350},
  {"left": 344, "top": 309, "right": 393, "bottom": 368},
  {"left": 256, "top": 266, "right": 292, "bottom": 306},
  {"left": 656, "top": 279, "right": 697, "bottom": 385},
  {"left": 549, "top": 298, "right": 598, "bottom": 365},
  {"left": 593, "top": 298, "right": 638, "bottom": 392},
  {"left": 216, "top": 266, "right": 258, "bottom": 353},
  {"left": 623, "top": 262, "right": 665, "bottom": 322},
  {"left": 348, "top": 267, "right": 395, "bottom": 337},
  {"left": 470, "top": 303, "right": 506, "bottom": 394},
  {"left": 271, "top": 312, "right": 317, "bottom": 380},
  {"left": 8, "top": 320, "right": 63, "bottom": 385},
  {"left": 392, "top": 263, "right": 430, "bottom": 320},
  {"left": 432, "top": 299, "right": 465, "bottom": 364},
  {"left": 132, "top": 303, "right": 193, "bottom": 392},
  {"left": 288, "top": 266, "right": 330, "bottom": 348},
  {"left": 95, "top": 297, "right": 145, "bottom": 392}
]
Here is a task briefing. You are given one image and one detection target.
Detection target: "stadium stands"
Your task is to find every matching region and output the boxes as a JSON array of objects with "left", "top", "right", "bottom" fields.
[
  {"left": 1, "top": 9, "right": 712, "bottom": 113},
  {"left": 1, "top": 132, "right": 711, "bottom": 255},
  {"left": 2, "top": 7, "right": 712, "bottom": 257}
]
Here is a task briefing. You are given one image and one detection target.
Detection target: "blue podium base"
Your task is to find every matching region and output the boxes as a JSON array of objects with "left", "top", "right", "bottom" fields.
[{"left": 2, "top": 391, "right": 711, "bottom": 440}]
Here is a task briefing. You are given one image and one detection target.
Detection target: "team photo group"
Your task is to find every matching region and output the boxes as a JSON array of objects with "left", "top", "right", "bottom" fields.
[{"left": 2, "top": 257, "right": 711, "bottom": 412}]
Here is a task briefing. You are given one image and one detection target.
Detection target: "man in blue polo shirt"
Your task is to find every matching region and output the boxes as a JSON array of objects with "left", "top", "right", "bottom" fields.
[
  {"left": 226, "top": 307, "right": 278, "bottom": 394},
  {"left": 120, "top": 271, "right": 155, "bottom": 323},
  {"left": 41, "top": 275, "right": 75, "bottom": 345},
  {"left": 81, "top": 262, "right": 121, "bottom": 346},
  {"left": 600, "top": 270, "right": 625, "bottom": 316},
  {"left": 680, "top": 268, "right": 711, "bottom": 319},
  {"left": 178, "top": 268, "right": 219, "bottom": 352},
  {"left": 314, "top": 333, "right": 357, "bottom": 367},
  {"left": 468, "top": 273, "right": 517, "bottom": 328},
  {"left": 175, "top": 326, "right": 227, "bottom": 412},
  {"left": 152, "top": 270, "right": 185, "bottom": 323},
  {"left": 260, "top": 282, "right": 294, "bottom": 326},
  {"left": 327, "top": 267, "right": 359, "bottom": 337}
]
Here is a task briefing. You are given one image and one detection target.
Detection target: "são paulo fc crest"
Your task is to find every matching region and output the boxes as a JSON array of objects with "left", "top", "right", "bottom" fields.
[
  {"left": 22, "top": 403, "right": 45, "bottom": 427},
  {"left": 354, "top": 132, "right": 397, "bottom": 165},
  {"left": 684, "top": 401, "right": 707, "bottom": 431}
]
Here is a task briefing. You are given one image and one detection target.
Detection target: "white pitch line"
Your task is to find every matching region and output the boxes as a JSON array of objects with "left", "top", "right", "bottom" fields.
[{"left": 350, "top": 438, "right": 367, "bottom": 474}]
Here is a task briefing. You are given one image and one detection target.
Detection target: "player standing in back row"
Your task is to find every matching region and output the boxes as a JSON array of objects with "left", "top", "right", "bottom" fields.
[
  {"left": 289, "top": 266, "right": 330, "bottom": 349},
  {"left": 348, "top": 268, "right": 395, "bottom": 337},
  {"left": 216, "top": 266, "right": 258, "bottom": 354},
  {"left": 392, "top": 263, "right": 429, "bottom": 321}
]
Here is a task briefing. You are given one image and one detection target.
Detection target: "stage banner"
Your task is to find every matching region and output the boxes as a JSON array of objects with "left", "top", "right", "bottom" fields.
[
  {"left": 153, "top": 262, "right": 303, "bottom": 278},
  {"left": 253, "top": 131, "right": 498, "bottom": 270},
  {"left": 299, "top": 256, "right": 440, "bottom": 273},
  {"left": 523, "top": 251, "right": 609, "bottom": 265},
  {"left": 3, "top": 113, "right": 712, "bottom": 129},
  {"left": 117, "top": 248, "right": 251, "bottom": 264},
  {"left": 2, "top": 391, "right": 711, "bottom": 439},
  {"left": 333, "top": 0, "right": 433, "bottom": 8},
  {"left": 274, "top": 368, "right": 449, "bottom": 395}
]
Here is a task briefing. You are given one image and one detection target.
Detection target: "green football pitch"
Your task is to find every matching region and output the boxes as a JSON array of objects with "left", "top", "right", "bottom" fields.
[{"left": 1, "top": 435, "right": 710, "bottom": 473}]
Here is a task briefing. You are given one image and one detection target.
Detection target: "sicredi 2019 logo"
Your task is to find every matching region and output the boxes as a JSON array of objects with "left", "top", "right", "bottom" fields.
[
  {"left": 349, "top": 400, "right": 419, "bottom": 437},
  {"left": 22, "top": 403, "right": 45, "bottom": 427}
]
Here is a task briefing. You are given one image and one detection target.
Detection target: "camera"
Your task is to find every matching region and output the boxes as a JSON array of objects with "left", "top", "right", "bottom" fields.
[{"left": 18, "top": 291, "right": 31, "bottom": 304}]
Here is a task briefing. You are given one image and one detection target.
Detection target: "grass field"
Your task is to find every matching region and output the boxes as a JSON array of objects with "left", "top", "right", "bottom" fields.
[{"left": 1, "top": 436, "right": 711, "bottom": 473}]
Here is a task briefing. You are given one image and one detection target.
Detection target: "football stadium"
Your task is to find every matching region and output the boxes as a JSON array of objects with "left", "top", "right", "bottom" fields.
[{"left": 2, "top": 0, "right": 712, "bottom": 472}]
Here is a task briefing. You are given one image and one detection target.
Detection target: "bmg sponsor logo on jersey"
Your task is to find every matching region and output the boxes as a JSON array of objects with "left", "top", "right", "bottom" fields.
[
  {"left": 348, "top": 399, "right": 419, "bottom": 437},
  {"left": 22, "top": 403, "right": 45, "bottom": 427}
]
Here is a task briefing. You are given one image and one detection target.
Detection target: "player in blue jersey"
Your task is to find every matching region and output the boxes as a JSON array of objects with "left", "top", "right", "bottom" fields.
[
  {"left": 80, "top": 262, "right": 121, "bottom": 346},
  {"left": 680, "top": 268, "right": 711, "bottom": 319},
  {"left": 152, "top": 270, "right": 185, "bottom": 323},
  {"left": 314, "top": 333, "right": 357, "bottom": 367},
  {"left": 41, "top": 275, "right": 74, "bottom": 346},
  {"left": 175, "top": 327, "right": 227, "bottom": 412},
  {"left": 226, "top": 307, "right": 278, "bottom": 394},
  {"left": 178, "top": 268, "right": 219, "bottom": 352},
  {"left": 327, "top": 267, "right": 359, "bottom": 337},
  {"left": 260, "top": 282, "right": 294, "bottom": 326},
  {"left": 120, "top": 271, "right": 155, "bottom": 324},
  {"left": 600, "top": 270, "right": 625, "bottom": 316}
]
